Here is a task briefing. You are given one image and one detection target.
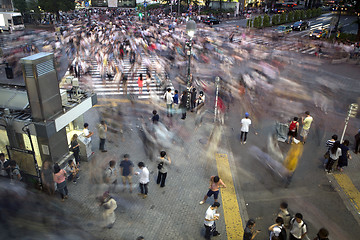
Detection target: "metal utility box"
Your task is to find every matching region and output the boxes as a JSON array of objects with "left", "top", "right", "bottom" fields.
[{"left": 20, "top": 53, "right": 63, "bottom": 122}]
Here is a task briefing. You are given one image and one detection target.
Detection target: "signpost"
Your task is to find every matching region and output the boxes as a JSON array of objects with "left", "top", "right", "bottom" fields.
[{"left": 340, "top": 103, "right": 358, "bottom": 143}]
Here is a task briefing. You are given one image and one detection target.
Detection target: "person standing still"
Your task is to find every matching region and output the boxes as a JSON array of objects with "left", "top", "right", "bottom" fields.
[
  {"left": 190, "top": 87, "right": 197, "bottom": 112},
  {"left": 164, "top": 88, "right": 173, "bottom": 117},
  {"left": 83, "top": 123, "right": 94, "bottom": 144},
  {"left": 156, "top": 151, "right": 171, "bottom": 187},
  {"left": 180, "top": 90, "right": 187, "bottom": 120},
  {"left": 240, "top": 112, "right": 252, "bottom": 144},
  {"left": 120, "top": 154, "right": 134, "bottom": 192},
  {"left": 200, "top": 176, "right": 226, "bottom": 204},
  {"left": 243, "top": 219, "right": 260, "bottom": 240},
  {"left": 204, "top": 202, "right": 221, "bottom": 239},
  {"left": 104, "top": 160, "right": 118, "bottom": 192},
  {"left": 135, "top": 162, "right": 149, "bottom": 199},
  {"left": 70, "top": 134, "right": 81, "bottom": 166},
  {"left": 300, "top": 111, "right": 313, "bottom": 144},
  {"left": 289, "top": 213, "right": 307, "bottom": 240},
  {"left": 98, "top": 120, "right": 108, "bottom": 152}
]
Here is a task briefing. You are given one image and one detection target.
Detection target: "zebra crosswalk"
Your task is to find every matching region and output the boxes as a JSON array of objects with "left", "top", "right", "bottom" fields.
[
  {"left": 82, "top": 55, "right": 172, "bottom": 99},
  {"left": 241, "top": 37, "right": 318, "bottom": 55}
]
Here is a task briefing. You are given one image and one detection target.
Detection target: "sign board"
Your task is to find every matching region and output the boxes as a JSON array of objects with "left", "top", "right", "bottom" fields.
[
  {"left": 108, "top": 0, "right": 117, "bottom": 8},
  {"left": 144, "top": 2, "right": 147, "bottom": 7}
]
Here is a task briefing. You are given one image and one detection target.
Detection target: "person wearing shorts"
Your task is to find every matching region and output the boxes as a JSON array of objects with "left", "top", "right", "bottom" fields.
[
  {"left": 200, "top": 176, "right": 226, "bottom": 204},
  {"left": 120, "top": 154, "right": 134, "bottom": 193},
  {"left": 300, "top": 111, "right": 313, "bottom": 144}
]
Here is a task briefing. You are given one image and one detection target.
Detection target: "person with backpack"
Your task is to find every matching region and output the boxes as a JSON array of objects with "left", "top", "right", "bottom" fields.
[
  {"left": 287, "top": 117, "right": 299, "bottom": 144},
  {"left": 289, "top": 213, "right": 308, "bottom": 240},
  {"left": 156, "top": 151, "right": 171, "bottom": 188},
  {"left": 104, "top": 160, "right": 118, "bottom": 192},
  {"left": 269, "top": 217, "right": 287, "bottom": 240},
  {"left": 277, "top": 202, "right": 291, "bottom": 229}
]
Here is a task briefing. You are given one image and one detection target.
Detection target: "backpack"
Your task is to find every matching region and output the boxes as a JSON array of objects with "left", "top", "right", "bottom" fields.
[
  {"left": 157, "top": 162, "right": 164, "bottom": 170},
  {"left": 103, "top": 167, "right": 113, "bottom": 183},
  {"left": 290, "top": 218, "right": 307, "bottom": 234},
  {"left": 289, "top": 121, "right": 297, "bottom": 132},
  {"left": 278, "top": 226, "right": 287, "bottom": 240}
]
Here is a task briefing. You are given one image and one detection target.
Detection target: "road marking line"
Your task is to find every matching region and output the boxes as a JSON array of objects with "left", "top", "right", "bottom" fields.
[
  {"left": 333, "top": 173, "right": 360, "bottom": 213},
  {"left": 216, "top": 153, "right": 244, "bottom": 239}
]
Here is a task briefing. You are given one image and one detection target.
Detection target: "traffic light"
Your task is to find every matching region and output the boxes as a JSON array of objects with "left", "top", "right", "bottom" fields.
[{"left": 349, "top": 103, "right": 358, "bottom": 118}]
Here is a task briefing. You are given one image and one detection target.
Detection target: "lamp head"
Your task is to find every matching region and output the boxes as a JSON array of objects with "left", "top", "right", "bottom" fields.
[{"left": 186, "top": 20, "right": 197, "bottom": 38}]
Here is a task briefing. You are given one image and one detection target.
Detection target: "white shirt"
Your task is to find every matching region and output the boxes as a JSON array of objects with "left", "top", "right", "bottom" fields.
[
  {"left": 329, "top": 148, "right": 342, "bottom": 160},
  {"left": 270, "top": 225, "right": 282, "bottom": 240},
  {"left": 241, "top": 118, "right": 252, "bottom": 132},
  {"left": 290, "top": 220, "right": 307, "bottom": 239},
  {"left": 204, "top": 206, "right": 216, "bottom": 226},
  {"left": 164, "top": 91, "right": 173, "bottom": 104},
  {"left": 83, "top": 128, "right": 91, "bottom": 142},
  {"left": 137, "top": 167, "right": 149, "bottom": 184}
]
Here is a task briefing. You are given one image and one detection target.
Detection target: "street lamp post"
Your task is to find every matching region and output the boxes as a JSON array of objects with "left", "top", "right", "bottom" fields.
[{"left": 185, "top": 20, "right": 196, "bottom": 110}]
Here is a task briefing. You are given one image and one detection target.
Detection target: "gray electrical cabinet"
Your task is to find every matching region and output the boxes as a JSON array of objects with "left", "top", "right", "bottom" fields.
[{"left": 20, "top": 52, "right": 62, "bottom": 122}]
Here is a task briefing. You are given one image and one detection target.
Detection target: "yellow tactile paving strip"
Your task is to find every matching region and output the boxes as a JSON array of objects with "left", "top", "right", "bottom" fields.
[
  {"left": 334, "top": 173, "right": 360, "bottom": 213},
  {"left": 216, "top": 153, "right": 244, "bottom": 239}
]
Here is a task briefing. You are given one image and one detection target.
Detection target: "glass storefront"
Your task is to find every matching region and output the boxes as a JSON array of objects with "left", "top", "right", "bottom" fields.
[{"left": 22, "top": 133, "right": 42, "bottom": 167}]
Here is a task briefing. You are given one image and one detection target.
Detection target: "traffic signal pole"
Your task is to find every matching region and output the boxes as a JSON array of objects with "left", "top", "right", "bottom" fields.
[{"left": 340, "top": 103, "right": 358, "bottom": 143}]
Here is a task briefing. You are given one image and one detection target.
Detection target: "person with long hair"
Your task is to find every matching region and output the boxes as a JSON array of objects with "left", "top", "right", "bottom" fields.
[
  {"left": 70, "top": 134, "right": 80, "bottom": 166},
  {"left": 53, "top": 163, "right": 68, "bottom": 201},
  {"left": 325, "top": 141, "right": 341, "bottom": 174}
]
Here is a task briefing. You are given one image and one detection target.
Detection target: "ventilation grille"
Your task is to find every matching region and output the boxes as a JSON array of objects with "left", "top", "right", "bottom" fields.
[
  {"left": 24, "top": 64, "right": 34, "bottom": 77},
  {"left": 36, "top": 59, "right": 54, "bottom": 76}
]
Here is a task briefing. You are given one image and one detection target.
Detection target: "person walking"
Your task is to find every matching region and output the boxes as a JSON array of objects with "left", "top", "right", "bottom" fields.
[
  {"left": 313, "top": 228, "right": 329, "bottom": 240},
  {"left": 199, "top": 175, "right": 226, "bottom": 204},
  {"left": 325, "top": 141, "right": 342, "bottom": 174},
  {"left": 243, "top": 219, "right": 260, "bottom": 240},
  {"left": 137, "top": 73, "right": 143, "bottom": 94},
  {"left": 100, "top": 191, "right": 117, "bottom": 229},
  {"left": 287, "top": 117, "right": 299, "bottom": 144},
  {"left": 354, "top": 129, "right": 360, "bottom": 154},
  {"left": 180, "top": 90, "right": 187, "bottom": 120},
  {"left": 156, "top": 151, "right": 171, "bottom": 187},
  {"left": 204, "top": 202, "right": 221, "bottom": 239},
  {"left": 289, "top": 213, "right": 308, "bottom": 240},
  {"left": 240, "top": 112, "right": 252, "bottom": 144},
  {"left": 53, "top": 163, "right": 68, "bottom": 201},
  {"left": 98, "top": 120, "right": 108, "bottom": 152},
  {"left": 337, "top": 140, "right": 351, "bottom": 172},
  {"left": 135, "top": 162, "right": 149, "bottom": 199},
  {"left": 300, "top": 111, "right": 313, "bottom": 144},
  {"left": 70, "top": 134, "right": 81, "bottom": 166},
  {"left": 164, "top": 88, "right": 173, "bottom": 117},
  {"left": 120, "top": 154, "right": 134, "bottom": 193},
  {"left": 104, "top": 160, "right": 118, "bottom": 192},
  {"left": 268, "top": 217, "right": 286, "bottom": 240}
]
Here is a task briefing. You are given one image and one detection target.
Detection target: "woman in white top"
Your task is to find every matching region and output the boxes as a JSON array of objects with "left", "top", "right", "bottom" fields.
[{"left": 325, "top": 141, "right": 341, "bottom": 173}]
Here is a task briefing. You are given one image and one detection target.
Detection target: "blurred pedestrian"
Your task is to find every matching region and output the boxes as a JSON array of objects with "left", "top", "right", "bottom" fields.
[
  {"left": 337, "top": 140, "right": 351, "bottom": 172},
  {"left": 9, "top": 160, "right": 22, "bottom": 182},
  {"left": 243, "top": 219, "right": 260, "bottom": 240},
  {"left": 200, "top": 176, "right": 226, "bottom": 205},
  {"left": 354, "top": 129, "right": 360, "bottom": 154},
  {"left": 53, "top": 163, "right": 68, "bottom": 201},
  {"left": 104, "top": 160, "right": 118, "bottom": 192},
  {"left": 313, "top": 228, "right": 329, "bottom": 240},
  {"left": 325, "top": 141, "right": 341, "bottom": 174},
  {"left": 287, "top": 117, "right": 299, "bottom": 144},
  {"left": 240, "top": 112, "right": 252, "bottom": 144},
  {"left": 156, "top": 151, "right": 171, "bottom": 188},
  {"left": 138, "top": 73, "right": 143, "bottom": 94},
  {"left": 120, "top": 154, "right": 134, "bottom": 193},
  {"left": 164, "top": 88, "right": 173, "bottom": 117},
  {"left": 204, "top": 202, "right": 221, "bottom": 239},
  {"left": 180, "top": 90, "right": 187, "bottom": 120},
  {"left": 277, "top": 202, "right": 291, "bottom": 229},
  {"left": 135, "top": 162, "right": 149, "bottom": 199},
  {"left": 100, "top": 191, "right": 117, "bottom": 229},
  {"left": 0, "top": 153, "right": 9, "bottom": 178},
  {"left": 98, "top": 120, "right": 108, "bottom": 152},
  {"left": 41, "top": 161, "right": 54, "bottom": 195},
  {"left": 289, "top": 213, "right": 308, "bottom": 240},
  {"left": 268, "top": 217, "right": 286, "bottom": 240},
  {"left": 70, "top": 134, "right": 81, "bottom": 166},
  {"left": 300, "top": 111, "right": 313, "bottom": 144},
  {"left": 122, "top": 73, "right": 128, "bottom": 95}
]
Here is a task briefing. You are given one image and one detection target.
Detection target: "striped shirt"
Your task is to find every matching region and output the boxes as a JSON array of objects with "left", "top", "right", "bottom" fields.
[{"left": 326, "top": 139, "right": 335, "bottom": 151}]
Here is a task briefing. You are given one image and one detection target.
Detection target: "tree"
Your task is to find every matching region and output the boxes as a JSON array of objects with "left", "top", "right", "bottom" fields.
[
  {"left": 300, "top": 9, "right": 305, "bottom": 20},
  {"left": 13, "top": 0, "right": 28, "bottom": 14},
  {"left": 306, "top": 9, "right": 312, "bottom": 18},
  {"left": 288, "top": 11, "right": 294, "bottom": 22},
  {"left": 294, "top": 10, "right": 300, "bottom": 21},
  {"left": 263, "top": 14, "right": 270, "bottom": 27},
  {"left": 280, "top": 12, "right": 286, "bottom": 24},
  {"left": 272, "top": 14, "right": 280, "bottom": 25},
  {"left": 38, "top": 0, "right": 75, "bottom": 15},
  {"left": 253, "top": 16, "right": 260, "bottom": 28}
]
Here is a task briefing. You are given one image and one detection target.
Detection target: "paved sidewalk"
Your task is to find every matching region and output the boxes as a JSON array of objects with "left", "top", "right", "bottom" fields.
[{"left": 62, "top": 103, "right": 234, "bottom": 240}]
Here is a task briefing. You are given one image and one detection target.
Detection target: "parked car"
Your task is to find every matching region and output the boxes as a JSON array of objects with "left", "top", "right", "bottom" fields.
[
  {"left": 203, "top": 17, "right": 220, "bottom": 25},
  {"left": 274, "top": 25, "right": 292, "bottom": 36},
  {"left": 291, "top": 21, "right": 309, "bottom": 31},
  {"left": 309, "top": 28, "right": 327, "bottom": 39}
]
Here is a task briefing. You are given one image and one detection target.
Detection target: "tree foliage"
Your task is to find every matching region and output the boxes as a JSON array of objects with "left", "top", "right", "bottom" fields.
[
  {"left": 13, "top": 0, "right": 28, "bottom": 14},
  {"left": 38, "top": 0, "right": 75, "bottom": 14},
  {"left": 272, "top": 14, "right": 280, "bottom": 25},
  {"left": 287, "top": 11, "right": 294, "bottom": 22},
  {"left": 280, "top": 12, "right": 287, "bottom": 24},
  {"left": 263, "top": 14, "right": 270, "bottom": 27}
]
